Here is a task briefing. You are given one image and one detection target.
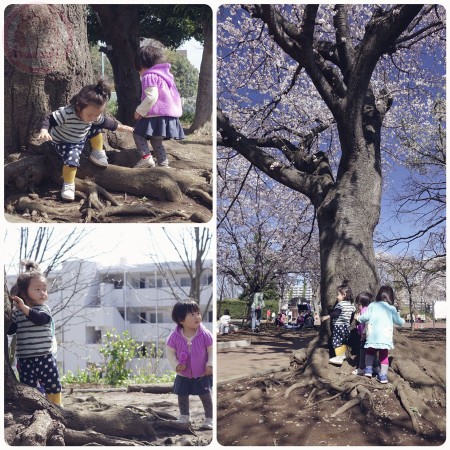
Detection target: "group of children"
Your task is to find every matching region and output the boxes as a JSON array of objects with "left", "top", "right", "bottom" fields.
[
  {"left": 8, "top": 261, "right": 213, "bottom": 429},
  {"left": 38, "top": 45, "right": 184, "bottom": 201},
  {"left": 322, "top": 281, "right": 405, "bottom": 384},
  {"left": 7, "top": 259, "right": 403, "bottom": 432}
]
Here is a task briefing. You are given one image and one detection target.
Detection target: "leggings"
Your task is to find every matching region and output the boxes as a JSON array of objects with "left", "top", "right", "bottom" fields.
[
  {"left": 133, "top": 134, "right": 168, "bottom": 165},
  {"left": 366, "top": 347, "right": 389, "bottom": 365},
  {"left": 178, "top": 393, "right": 213, "bottom": 419}
]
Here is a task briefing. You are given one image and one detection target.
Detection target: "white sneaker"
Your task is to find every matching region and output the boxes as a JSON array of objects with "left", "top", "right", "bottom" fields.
[
  {"left": 157, "top": 159, "right": 170, "bottom": 167},
  {"left": 329, "top": 355, "right": 345, "bottom": 366},
  {"left": 202, "top": 417, "right": 213, "bottom": 430},
  {"left": 89, "top": 150, "right": 108, "bottom": 167},
  {"left": 134, "top": 155, "right": 155, "bottom": 168},
  {"left": 352, "top": 368, "right": 365, "bottom": 375},
  {"left": 61, "top": 183, "right": 75, "bottom": 201},
  {"left": 176, "top": 415, "right": 190, "bottom": 424}
]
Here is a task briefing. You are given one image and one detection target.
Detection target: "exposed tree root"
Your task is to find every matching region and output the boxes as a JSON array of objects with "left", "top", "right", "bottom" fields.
[
  {"left": 14, "top": 196, "right": 80, "bottom": 221},
  {"left": 127, "top": 384, "right": 174, "bottom": 394},
  {"left": 4, "top": 140, "right": 213, "bottom": 223},
  {"left": 280, "top": 331, "right": 446, "bottom": 438},
  {"left": 152, "top": 419, "right": 197, "bottom": 435},
  {"left": 63, "top": 428, "right": 147, "bottom": 446},
  {"left": 186, "top": 187, "right": 213, "bottom": 206},
  {"left": 13, "top": 410, "right": 65, "bottom": 446},
  {"left": 331, "top": 397, "right": 360, "bottom": 417}
]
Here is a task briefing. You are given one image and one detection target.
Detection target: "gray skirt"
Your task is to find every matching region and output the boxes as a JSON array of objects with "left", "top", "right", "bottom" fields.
[
  {"left": 134, "top": 116, "right": 185, "bottom": 140},
  {"left": 173, "top": 374, "right": 212, "bottom": 396}
]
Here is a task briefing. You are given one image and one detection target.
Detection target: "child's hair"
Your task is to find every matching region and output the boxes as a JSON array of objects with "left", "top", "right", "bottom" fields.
[
  {"left": 172, "top": 299, "right": 201, "bottom": 325},
  {"left": 134, "top": 45, "right": 166, "bottom": 71},
  {"left": 11, "top": 260, "right": 45, "bottom": 302},
  {"left": 224, "top": 309, "right": 230, "bottom": 316},
  {"left": 376, "top": 285, "right": 395, "bottom": 305},
  {"left": 69, "top": 78, "right": 111, "bottom": 112},
  {"left": 355, "top": 291, "right": 373, "bottom": 308},
  {"left": 337, "top": 280, "right": 354, "bottom": 303}
]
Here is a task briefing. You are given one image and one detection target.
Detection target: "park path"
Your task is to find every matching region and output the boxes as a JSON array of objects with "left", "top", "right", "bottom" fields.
[{"left": 216, "top": 330, "right": 315, "bottom": 383}]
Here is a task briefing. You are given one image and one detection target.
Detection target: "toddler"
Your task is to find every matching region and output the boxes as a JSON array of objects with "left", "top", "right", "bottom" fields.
[
  {"left": 358, "top": 285, "right": 405, "bottom": 383},
  {"left": 7, "top": 261, "right": 62, "bottom": 406},
  {"left": 166, "top": 299, "right": 213, "bottom": 429},
  {"left": 38, "top": 78, "right": 134, "bottom": 201},
  {"left": 133, "top": 45, "right": 185, "bottom": 168},
  {"left": 352, "top": 292, "right": 373, "bottom": 375},
  {"left": 219, "top": 309, "right": 231, "bottom": 334},
  {"left": 321, "top": 281, "right": 356, "bottom": 366}
]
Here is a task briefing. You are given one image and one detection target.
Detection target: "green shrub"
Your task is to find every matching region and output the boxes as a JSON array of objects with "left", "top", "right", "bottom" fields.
[
  {"left": 100, "top": 330, "right": 140, "bottom": 386},
  {"left": 218, "top": 298, "right": 279, "bottom": 320},
  {"left": 107, "top": 99, "right": 118, "bottom": 117}
]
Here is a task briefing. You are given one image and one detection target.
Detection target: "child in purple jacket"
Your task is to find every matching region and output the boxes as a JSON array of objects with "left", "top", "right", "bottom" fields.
[
  {"left": 133, "top": 45, "right": 185, "bottom": 168},
  {"left": 352, "top": 292, "right": 373, "bottom": 375},
  {"left": 166, "top": 299, "right": 213, "bottom": 430}
]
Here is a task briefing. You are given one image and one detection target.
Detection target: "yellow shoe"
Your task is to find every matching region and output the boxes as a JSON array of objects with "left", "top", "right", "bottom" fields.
[
  {"left": 46, "top": 392, "right": 63, "bottom": 407},
  {"left": 334, "top": 345, "right": 347, "bottom": 357}
]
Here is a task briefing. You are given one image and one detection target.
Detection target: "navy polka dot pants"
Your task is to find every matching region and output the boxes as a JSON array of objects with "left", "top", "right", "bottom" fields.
[
  {"left": 17, "top": 354, "right": 62, "bottom": 394},
  {"left": 53, "top": 126, "right": 102, "bottom": 167},
  {"left": 332, "top": 324, "right": 350, "bottom": 348}
]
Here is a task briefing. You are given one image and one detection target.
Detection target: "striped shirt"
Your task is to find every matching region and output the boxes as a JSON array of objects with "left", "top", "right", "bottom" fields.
[
  {"left": 42, "top": 106, "right": 118, "bottom": 144},
  {"left": 333, "top": 300, "right": 356, "bottom": 326},
  {"left": 9, "top": 305, "right": 57, "bottom": 358}
]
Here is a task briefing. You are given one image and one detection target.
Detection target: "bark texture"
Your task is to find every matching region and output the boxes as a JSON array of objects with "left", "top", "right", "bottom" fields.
[{"left": 4, "top": 4, "right": 93, "bottom": 151}]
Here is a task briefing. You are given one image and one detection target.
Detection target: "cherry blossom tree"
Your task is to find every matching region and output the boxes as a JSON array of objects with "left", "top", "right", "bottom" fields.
[
  {"left": 218, "top": 161, "right": 319, "bottom": 308},
  {"left": 217, "top": 4, "right": 445, "bottom": 434},
  {"left": 217, "top": 3, "right": 445, "bottom": 312}
]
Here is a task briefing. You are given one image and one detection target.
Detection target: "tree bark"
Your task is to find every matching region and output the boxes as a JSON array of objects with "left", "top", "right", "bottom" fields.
[
  {"left": 188, "top": 16, "right": 213, "bottom": 133},
  {"left": 4, "top": 4, "right": 93, "bottom": 152},
  {"left": 91, "top": 5, "right": 141, "bottom": 126}
]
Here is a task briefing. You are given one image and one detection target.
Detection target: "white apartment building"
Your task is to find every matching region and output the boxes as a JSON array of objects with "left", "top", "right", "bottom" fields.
[
  {"left": 286, "top": 277, "right": 313, "bottom": 304},
  {"left": 7, "top": 258, "right": 213, "bottom": 376}
]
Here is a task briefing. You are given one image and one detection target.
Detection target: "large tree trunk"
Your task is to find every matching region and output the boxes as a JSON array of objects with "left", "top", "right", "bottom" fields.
[
  {"left": 318, "top": 112, "right": 382, "bottom": 308},
  {"left": 91, "top": 5, "right": 141, "bottom": 126},
  {"left": 4, "top": 4, "right": 93, "bottom": 153},
  {"left": 188, "top": 16, "right": 212, "bottom": 134}
]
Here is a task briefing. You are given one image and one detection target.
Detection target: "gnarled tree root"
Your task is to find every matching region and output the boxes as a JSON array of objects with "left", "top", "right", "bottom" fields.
[{"left": 63, "top": 428, "right": 147, "bottom": 446}]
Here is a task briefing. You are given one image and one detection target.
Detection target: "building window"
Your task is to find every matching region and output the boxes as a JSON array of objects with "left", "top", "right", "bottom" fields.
[
  {"left": 201, "top": 274, "right": 213, "bottom": 285},
  {"left": 149, "top": 313, "right": 164, "bottom": 323},
  {"left": 147, "top": 277, "right": 164, "bottom": 288},
  {"left": 86, "top": 327, "right": 102, "bottom": 344},
  {"left": 140, "top": 312, "right": 146, "bottom": 323},
  {"left": 140, "top": 279, "right": 146, "bottom": 289},
  {"left": 180, "top": 277, "right": 191, "bottom": 287}
]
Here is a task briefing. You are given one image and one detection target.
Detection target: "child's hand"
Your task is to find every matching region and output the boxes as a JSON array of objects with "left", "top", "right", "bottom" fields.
[
  {"left": 321, "top": 315, "right": 329, "bottom": 322},
  {"left": 205, "top": 366, "right": 213, "bottom": 376},
  {"left": 117, "top": 124, "right": 134, "bottom": 133},
  {"left": 176, "top": 364, "right": 186, "bottom": 373},
  {"left": 354, "top": 312, "right": 360, "bottom": 321},
  {"left": 10, "top": 295, "right": 28, "bottom": 313},
  {"left": 38, "top": 129, "right": 52, "bottom": 141},
  {"left": 134, "top": 111, "right": 142, "bottom": 121}
]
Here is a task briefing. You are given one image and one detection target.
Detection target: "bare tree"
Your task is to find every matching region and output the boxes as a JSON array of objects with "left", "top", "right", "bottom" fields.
[{"left": 147, "top": 227, "right": 213, "bottom": 316}]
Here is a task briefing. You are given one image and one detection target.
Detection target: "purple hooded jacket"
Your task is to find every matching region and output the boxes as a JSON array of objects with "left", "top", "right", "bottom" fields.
[
  {"left": 140, "top": 63, "right": 182, "bottom": 118},
  {"left": 166, "top": 323, "right": 213, "bottom": 378}
]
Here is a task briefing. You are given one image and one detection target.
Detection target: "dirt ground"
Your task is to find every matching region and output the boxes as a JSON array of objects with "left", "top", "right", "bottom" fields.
[
  {"left": 217, "top": 325, "right": 446, "bottom": 446},
  {"left": 54, "top": 384, "right": 212, "bottom": 445},
  {"left": 4, "top": 133, "right": 213, "bottom": 224}
]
